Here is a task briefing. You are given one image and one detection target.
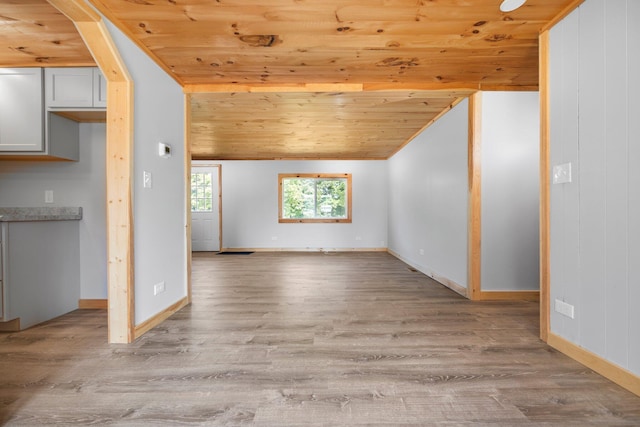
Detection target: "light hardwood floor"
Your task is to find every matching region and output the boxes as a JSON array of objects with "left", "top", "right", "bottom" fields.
[{"left": 1, "top": 252, "right": 639, "bottom": 426}]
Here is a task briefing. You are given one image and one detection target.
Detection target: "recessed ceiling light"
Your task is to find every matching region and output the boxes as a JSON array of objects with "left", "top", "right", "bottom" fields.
[{"left": 500, "top": 0, "right": 527, "bottom": 12}]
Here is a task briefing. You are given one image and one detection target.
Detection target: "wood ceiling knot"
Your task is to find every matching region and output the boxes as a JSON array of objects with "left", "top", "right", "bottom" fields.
[
  {"left": 485, "top": 34, "right": 512, "bottom": 42},
  {"left": 124, "top": 0, "right": 153, "bottom": 5},
  {"left": 377, "top": 57, "right": 420, "bottom": 67},
  {"left": 239, "top": 35, "right": 281, "bottom": 47}
]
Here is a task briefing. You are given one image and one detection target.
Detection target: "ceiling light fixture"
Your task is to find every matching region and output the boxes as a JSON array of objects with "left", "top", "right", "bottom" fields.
[{"left": 500, "top": 0, "right": 527, "bottom": 12}]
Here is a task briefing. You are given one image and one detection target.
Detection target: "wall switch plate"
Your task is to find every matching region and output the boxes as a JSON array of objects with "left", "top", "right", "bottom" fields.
[
  {"left": 158, "top": 142, "right": 172, "bottom": 158},
  {"left": 143, "top": 171, "right": 153, "bottom": 188},
  {"left": 355, "top": 236, "right": 362, "bottom": 241},
  {"left": 154, "top": 281, "right": 165, "bottom": 296},
  {"left": 553, "top": 162, "right": 572, "bottom": 184},
  {"left": 45, "top": 190, "right": 54, "bottom": 204},
  {"left": 555, "top": 299, "right": 575, "bottom": 319}
]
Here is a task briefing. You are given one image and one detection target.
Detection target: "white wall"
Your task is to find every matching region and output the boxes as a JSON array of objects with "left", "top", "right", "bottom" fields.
[
  {"left": 481, "top": 92, "right": 540, "bottom": 291},
  {"left": 549, "top": 0, "right": 640, "bottom": 375},
  {"left": 388, "top": 99, "right": 469, "bottom": 291},
  {"left": 105, "top": 20, "right": 187, "bottom": 324},
  {"left": 218, "top": 160, "right": 387, "bottom": 250},
  {"left": 0, "top": 123, "right": 107, "bottom": 299}
]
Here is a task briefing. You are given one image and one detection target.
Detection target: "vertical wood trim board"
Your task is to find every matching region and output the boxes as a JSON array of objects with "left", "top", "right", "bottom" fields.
[
  {"left": 467, "top": 92, "right": 482, "bottom": 301},
  {"left": 184, "top": 94, "right": 193, "bottom": 304},
  {"left": 217, "top": 164, "right": 223, "bottom": 252},
  {"left": 539, "top": 30, "right": 551, "bottom": 343},
  {"left": 47, "top": 0, "right": 135, "bottom": 344},
  {"left": 106, "top": 80, "right": 135, "bottom": 344}
]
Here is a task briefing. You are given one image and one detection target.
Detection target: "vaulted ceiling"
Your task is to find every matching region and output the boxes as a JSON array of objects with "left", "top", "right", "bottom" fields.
[{"left": 1, "top": 0, "right": 576, "bottom": 159}]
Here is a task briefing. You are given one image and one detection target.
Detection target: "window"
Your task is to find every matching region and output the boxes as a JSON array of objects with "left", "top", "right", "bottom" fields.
[
  {"left": 191, "top": 172, "right": 213, "bottom": 212},
  {"left": 279, "top": 173, "right": 352, "bottom": 223}
]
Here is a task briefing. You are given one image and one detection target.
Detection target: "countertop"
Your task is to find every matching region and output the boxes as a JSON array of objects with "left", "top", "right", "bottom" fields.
[{"left": 0, "top": 207, "right": 83, "bottom": 222}]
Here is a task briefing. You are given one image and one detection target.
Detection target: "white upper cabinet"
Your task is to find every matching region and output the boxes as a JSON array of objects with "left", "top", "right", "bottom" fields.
[
  {"left": 0, "top": 68, "right": 44, "bottom": 152},
  {"left": 45, "top": 67, "right": 106, "bottom": 109}
]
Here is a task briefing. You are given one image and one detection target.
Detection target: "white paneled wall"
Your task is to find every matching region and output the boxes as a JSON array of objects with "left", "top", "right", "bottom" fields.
[
  {"left": 549, "top": 0, "right": 640, "bottom": 375},
  {"left": 218, "top": 160, "right": 388, "bottom": 250},
  {"left": 105, "top": 19, "right": 187, "bottom": 326},
  {"left": 481, "top": 92, "right": 540, "bottom": 291},
  {"left": 388, "top": 99, "right": 469, "bottom": 291}
]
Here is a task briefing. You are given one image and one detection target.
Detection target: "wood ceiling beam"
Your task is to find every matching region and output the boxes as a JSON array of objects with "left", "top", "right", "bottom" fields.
[
  {"left": 47, "top": 0, "right": 135, "bottom": 344},
  {"left": 184, "top": 82, "right": 535, "bottom": 95},
  {"left": 183, "top": 82, "right": 480, "bottom": 94}
]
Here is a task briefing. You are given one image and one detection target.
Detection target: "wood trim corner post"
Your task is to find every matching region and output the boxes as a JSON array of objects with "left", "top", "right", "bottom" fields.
[
  {"left": 467, "top": 92, "right": 482, "bottom": 301},
  {"left": 47, "top": 0, "right": 135, "bottom": 343},
  {"left": 185, "top": 94, "right": 193, "bottom": 304},
  {"left": 539, "top": 30, "right": 551, "bottom": 342}
]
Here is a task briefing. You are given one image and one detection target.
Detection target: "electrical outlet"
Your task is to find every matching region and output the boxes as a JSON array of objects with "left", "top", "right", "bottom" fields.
[
  {"left": 555, "top": 299, "right": 575, "bottom": 319},
  {"left": 45, "top": 190, "right": 54, "bottom": 204},
  {"left": 553, "top": 163, "right": 572, "bottom": 184},
  {"left": 153, "top": 281, "right": 165, "bottom": 296},
  {"left": 271, "top": 236, "right": 278, "bottom": 241},
  {"left": 355, "top": 236, "right": 362, "bottom": 241}
]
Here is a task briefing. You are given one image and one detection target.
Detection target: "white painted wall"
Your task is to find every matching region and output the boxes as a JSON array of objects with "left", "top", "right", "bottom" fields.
[
  {"left": 104, "top": 20, "right": 187, "bottom": 324},
  {"left": 0, "top": 123, "right": 107, "bottom": 299},
  {"left": 387, "top": 99, "right": 469, "bottom": 291},
  {"left": 481, "top": 92, "right": 540, "bottom": 291},
  {"left": 549, "top": 0, "right": 640, "bottom": 375},
  {"left": 218, "top": 160, "right": 387, "bottom": 250}
]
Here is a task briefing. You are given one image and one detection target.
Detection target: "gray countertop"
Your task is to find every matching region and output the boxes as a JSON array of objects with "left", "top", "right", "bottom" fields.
[{"left": 0, "top": 207, "right": 83, "bottom": 222}]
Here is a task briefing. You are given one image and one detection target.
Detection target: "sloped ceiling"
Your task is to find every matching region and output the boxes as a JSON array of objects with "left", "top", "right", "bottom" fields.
[{"left": 1, "top": 0, "right": 576, "bottom": 159}]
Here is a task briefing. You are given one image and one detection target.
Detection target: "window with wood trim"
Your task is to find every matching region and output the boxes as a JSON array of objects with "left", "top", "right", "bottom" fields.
[{"left": 279, "top": 173, "right": 352, "bottom": 223}]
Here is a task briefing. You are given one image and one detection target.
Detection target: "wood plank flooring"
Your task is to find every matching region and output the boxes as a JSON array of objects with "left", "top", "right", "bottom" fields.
[{"left": 1, "top": 252, "right": 639, "bottom": 426}]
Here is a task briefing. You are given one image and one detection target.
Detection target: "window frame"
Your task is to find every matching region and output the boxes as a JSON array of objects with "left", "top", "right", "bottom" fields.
[
  {"left": 190, "top": 171, "right": 214, "bottom": 213},
  {"left": 278, "top": 173, "right": 352, "bottom": 223}
]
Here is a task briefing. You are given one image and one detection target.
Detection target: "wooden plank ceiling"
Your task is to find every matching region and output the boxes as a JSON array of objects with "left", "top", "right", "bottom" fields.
[
  {"left": 0, "top": 0, "right": 95, "bottom": 67},
  {"left": 1, "top": 0, "right": 577, "bottom": 159}
]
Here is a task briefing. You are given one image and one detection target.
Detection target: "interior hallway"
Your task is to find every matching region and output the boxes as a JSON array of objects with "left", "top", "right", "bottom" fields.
[{"left": 1, "top": 252, "right": 639, "bottom": 425}]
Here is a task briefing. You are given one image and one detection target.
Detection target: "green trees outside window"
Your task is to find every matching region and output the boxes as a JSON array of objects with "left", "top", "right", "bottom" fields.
[
  {"left": 279, "top": 173, "right": 352, "bottom": 223},
  {"left": 191, "top": 172, "right": 213, "bottom": 212}
]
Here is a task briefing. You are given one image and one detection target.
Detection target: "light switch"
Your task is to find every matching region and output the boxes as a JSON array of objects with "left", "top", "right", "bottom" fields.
[
  {"left": 553, "top": 162, "right": 572, "bottom": 184},
  {"left": 143, "top": 171, "right": 153, "bottom": 188},
  {"left": 45, "top": 190, "right": 54, "bottom": 203},
  {"left": 158, "top": 142, "right": 172, "bottom": 158}
]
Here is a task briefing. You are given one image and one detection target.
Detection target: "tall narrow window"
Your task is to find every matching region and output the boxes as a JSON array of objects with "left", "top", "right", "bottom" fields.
[
  {"left": 279, "top": 173, "right": 352, "bottom": 223},
  {"left": 191, "top": 172, "right": 213, "bottom": 212}
]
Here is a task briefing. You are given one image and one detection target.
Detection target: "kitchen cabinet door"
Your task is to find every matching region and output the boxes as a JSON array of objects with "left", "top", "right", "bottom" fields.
[
  {"left": 0, "top": 68, "right": 44, "bottom": 152},
  {"left": 45, "top": 67, "right": 94, "bottom": 108}
]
